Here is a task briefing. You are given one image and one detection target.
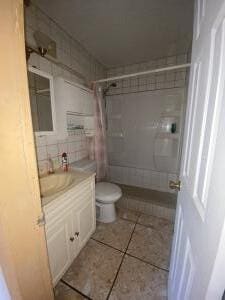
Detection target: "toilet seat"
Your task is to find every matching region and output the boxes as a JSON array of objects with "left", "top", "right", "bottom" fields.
[
  {"left": 70, "top": 159, "right": 122, "bottom": 222},
  {"left": 96, "top": 182, "right": 122, "bottom": 203}
]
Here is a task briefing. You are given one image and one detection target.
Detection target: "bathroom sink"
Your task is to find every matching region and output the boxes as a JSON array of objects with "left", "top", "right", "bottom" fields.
[{"left": 39, "top": 172, "right": 76, "bottom": 198}]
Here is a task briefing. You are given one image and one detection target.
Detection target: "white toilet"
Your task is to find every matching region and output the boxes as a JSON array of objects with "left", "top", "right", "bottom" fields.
[{"left": 70, "top": 159, "right": 122, "bottom": 223}]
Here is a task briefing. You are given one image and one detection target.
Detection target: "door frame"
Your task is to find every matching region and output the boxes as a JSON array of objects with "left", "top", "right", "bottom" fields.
[{"left": 0, "top": 1, "right": 53, "bottom": 299}]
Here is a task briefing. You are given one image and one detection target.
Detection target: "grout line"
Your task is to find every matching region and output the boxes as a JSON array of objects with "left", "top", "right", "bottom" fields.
[
  {"left": 60, "top": 279, "right": 93, "bottom": 300},
  {"left": 60, "top": 211, "right": 170, "bottom": 299},
  {"left": 105, "top": 85, "right": 185, "bottom": 97},
  {"left": 91, "top": 215, "right": 140, "bottom": 253},
  {"left": 90, "top": 237, "right": 125, "bottom": 253},
  {"left": 106, "top": 216, "right": 139, "bottom": 300},
  {"left": 125, "top": 253, "right": 169, "bottom": 273},
  {"left": 127, "top": 212, "right": 170, "bottom": 272},
  {"left": 60, "top": 217, "right": 137, "bottom": 300},
  {"left": 124, "top": 223, "right": 138, "bottom": 253},
  {"left": 105, "top": 252, "right": 126, "bottom": 300}
]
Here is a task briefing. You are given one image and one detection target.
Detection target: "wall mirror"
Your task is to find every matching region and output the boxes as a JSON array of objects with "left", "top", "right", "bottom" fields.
[{"left": 28, "top": 66, "right": 56, "bottom": 135}]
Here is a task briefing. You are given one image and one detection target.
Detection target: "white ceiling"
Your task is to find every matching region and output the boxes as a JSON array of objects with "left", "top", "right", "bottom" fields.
[{"left": 36, "top": 0, "right": 194, "bottom": 68}]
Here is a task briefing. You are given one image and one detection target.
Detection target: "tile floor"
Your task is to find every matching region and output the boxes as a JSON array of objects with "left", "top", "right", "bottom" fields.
[{"left": 54, "top": 207, "right": 174, "bottom": 300}]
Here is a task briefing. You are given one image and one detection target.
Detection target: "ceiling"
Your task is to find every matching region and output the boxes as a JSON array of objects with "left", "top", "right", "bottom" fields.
[{"left": 36, "top": 0, "right": 194, "bottom": 68}]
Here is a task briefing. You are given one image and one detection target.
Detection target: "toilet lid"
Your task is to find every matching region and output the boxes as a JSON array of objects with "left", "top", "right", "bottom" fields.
[{"left": 95, "top": 182, "right": 122, "bottom": 203}]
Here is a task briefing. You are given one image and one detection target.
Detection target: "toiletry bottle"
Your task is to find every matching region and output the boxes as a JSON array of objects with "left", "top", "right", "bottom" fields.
[{"left": 62, "top": 152, "right": 68, "bottom": 172}]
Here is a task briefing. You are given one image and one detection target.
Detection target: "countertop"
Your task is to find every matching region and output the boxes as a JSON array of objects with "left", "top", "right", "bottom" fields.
[{"left": 41, "top": 168, "right": 95, "bottom": 206}]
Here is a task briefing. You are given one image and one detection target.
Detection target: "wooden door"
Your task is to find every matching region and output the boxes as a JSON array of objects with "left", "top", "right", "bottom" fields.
[{"left": 0, "top": 1, "right": 53, "bottom": 299}]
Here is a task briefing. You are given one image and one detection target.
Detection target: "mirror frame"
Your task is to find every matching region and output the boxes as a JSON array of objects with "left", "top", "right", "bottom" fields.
[{"left": 28, "top": 66, "right": 57, "bottom": 136}]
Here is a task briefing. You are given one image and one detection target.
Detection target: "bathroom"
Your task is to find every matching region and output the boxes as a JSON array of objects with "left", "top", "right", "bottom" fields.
[
  {"left": 2, "top": 0, "right": 225, "bottom": 299},
  {"left": 24, "top": 1, "right": 192, "bottom": 298}
]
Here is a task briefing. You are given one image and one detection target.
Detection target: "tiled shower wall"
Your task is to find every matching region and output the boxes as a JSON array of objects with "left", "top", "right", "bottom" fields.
[
  {"left": 106, "top": 53, "right": 188, "bottom": 96},
  {"left": 25, "top": 2, "right": 106, "bottom": 174},
  {"left": 106, "top": 53, "right": 189, "bottom": 193},
  {"left": 109, "top": 165, "right": 178, "bottom": 194}
]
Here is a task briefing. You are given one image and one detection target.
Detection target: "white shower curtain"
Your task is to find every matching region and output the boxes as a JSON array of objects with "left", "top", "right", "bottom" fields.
[{"left": 93, "top": 84, "right": 108, "bottom": 181}]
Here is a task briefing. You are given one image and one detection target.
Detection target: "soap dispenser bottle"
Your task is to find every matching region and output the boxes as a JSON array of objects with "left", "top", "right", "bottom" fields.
[{"left": 62, "top": 152, "right": 68, "bottom": 172}]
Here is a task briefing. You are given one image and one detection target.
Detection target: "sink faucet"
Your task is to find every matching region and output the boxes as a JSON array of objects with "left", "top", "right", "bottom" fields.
[{"left": 47, "top": 157, "right": 54, "bottom": 174}]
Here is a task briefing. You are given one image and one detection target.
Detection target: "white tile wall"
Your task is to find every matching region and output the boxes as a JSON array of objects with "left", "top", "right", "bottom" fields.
[
  {"left": 105, "top": 54, "right": 190, "bottom": 193},
  {"left": 117, "top": 196, "right": 175, "bottom": 221},
  {"left": 25, "top": 3, "right": 106, "bottom": 174},
  {"left": 106, "top": 88, "right": 185, "bottom": 194},
  {"left": 106, "top": 53, "right": 188, "bottom": 96},
  {"left": 25, "top": 3, "right": 106, "bottom": 84},
  {"left": 25, "top": 3, "right": 190, "bottom": 183},
  {"left": 35, "top": 132, "right": 88, "bottom": 174},
  {"left": 109, "top": 165, "right": 178, "bottom": 193}
]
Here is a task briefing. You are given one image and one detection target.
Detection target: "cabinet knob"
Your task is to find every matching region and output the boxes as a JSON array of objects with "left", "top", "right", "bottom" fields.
[
  {"left": 70, "top": 237, "right": 75, "bottom": 242},
  {"left": 75, "top": 232, "right": 79, "bottom": 237}
]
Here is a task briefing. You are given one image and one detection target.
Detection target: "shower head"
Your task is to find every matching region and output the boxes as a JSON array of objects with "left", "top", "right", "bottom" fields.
[{"left": 103, "top": 82, "right": 117, "bottom": 96}]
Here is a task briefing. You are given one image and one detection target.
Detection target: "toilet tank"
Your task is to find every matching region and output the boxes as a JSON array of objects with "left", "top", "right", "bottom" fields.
[{"left": 70, "top": 158, "right": 97, "bottom": 173}]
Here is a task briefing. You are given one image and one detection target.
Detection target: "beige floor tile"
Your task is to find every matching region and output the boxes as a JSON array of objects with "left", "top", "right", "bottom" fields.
[
  {"left": 54, "top": 281, "right": 85, "bottom": 300},
  {"left": 127, "top": 224, "right": 172, "bottom": 270},
  {"left": 116, "top": 207, "right": 140, "bottom": 222},
  {"left": 138, "top": 214, "right": 174, "bottom": 234},
  {"left": 92, "top": 218, "right": 135, "bottom": 251},
  {"left": 62, "top": 239, "right": 123, "bottom": 300},
  {"left": 109, "top": 255, "right": 168, "bottom": 300}
]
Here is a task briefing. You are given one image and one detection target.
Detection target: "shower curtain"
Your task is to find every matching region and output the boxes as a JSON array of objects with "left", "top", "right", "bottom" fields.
[{"left": 93, "top": 84, "right": 108, "bottom": 181}]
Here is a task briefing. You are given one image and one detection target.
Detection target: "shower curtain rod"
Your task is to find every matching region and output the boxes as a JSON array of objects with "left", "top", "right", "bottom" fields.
[{"left": 94, "top": 63, "right": 191, "bottom": 84}]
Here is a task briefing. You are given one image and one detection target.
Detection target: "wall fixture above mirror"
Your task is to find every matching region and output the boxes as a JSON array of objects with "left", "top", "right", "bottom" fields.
[{"left": 28, "top": 66, "right": 56, "bottom": 136}]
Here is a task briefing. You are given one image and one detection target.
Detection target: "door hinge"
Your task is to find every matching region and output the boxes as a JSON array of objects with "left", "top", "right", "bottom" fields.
[
  {"left": 37, "top": 212, "right": 46, "bottom": 227},
  {"left": 169, "top": 180, "right": 181, "bottom": 191}
]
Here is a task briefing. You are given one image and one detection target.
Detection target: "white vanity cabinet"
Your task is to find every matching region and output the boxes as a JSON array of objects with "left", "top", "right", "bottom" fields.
[{"left": 43, "top": 175, "right": 96, "bottom": 286}]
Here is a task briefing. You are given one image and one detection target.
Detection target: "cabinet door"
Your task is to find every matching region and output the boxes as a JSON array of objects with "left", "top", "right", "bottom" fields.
[
  {"left": 72, "top": 194, "right": 96, "bottom": 251},
  {"left": 64, "top": 81, "right": 94, "bottom": 115},
  {"left": 65, "top": 82, "right": 82, "bottom": 113},
  {"left": 54, "top": 77, "right": 68, "bottom": 138},
  {"left": 45, "top": 214, "right": 73, "bottom": 286},
  {"left": 69, "top": 207, "right": 80, "bottom": 262},
  {"left": 78, "top": 199, "right": 96, "bottom": 249}
]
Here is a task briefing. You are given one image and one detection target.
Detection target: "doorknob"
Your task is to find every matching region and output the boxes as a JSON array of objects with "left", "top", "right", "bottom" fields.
[
  {"left": 70, "top": 237, "right": 75, "bottom": 242},
  {"left": 169, "top": 180, "right": 181, "bottom": 191},
  {"left": 75, "top": 232, "right": 79, "bottom": 237}
]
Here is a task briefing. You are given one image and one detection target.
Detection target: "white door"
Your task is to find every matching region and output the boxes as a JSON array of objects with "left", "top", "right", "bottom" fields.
[{"left": 168, "top": 0, "right": 225, "bottom": 299}]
